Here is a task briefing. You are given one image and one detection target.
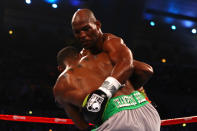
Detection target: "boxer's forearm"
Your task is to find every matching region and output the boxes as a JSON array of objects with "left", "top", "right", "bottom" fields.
[
  {"left": 64, "top": 104, "right": 90, "bottom": 130},
  {"left": 111, "top": 59, "right": 134, "bottom": 84}
]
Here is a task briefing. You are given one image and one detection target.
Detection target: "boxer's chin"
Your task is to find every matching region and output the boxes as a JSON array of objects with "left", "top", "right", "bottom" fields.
[{"left": 82, "top": 41, "right": 92, "bottom": 49}]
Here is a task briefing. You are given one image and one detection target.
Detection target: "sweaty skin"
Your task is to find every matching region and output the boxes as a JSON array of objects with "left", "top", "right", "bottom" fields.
[
  {"left": 72, "top": 9, "right": 134, "bottom": 84},
  {"left": 54, "top": 52, "right": 134, "bottom": 107},
  {"left": 54, "top": 9, "right": 152, "bottom": 130},
  {"left": 53, "top": 52, "right": 152, "bottom": 130}
]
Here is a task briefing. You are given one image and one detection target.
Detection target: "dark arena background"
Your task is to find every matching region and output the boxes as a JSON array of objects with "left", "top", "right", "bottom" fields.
[{"left": 0, "top": 0, "right": 197, "bottom": 130}]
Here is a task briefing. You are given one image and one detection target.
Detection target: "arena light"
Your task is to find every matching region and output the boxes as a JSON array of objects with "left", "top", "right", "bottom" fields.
[
  {"left": 52, "top": 3, "right": 58, "bottom": 8},
  {"left": 9, "top": 30, "right": 13, "bottom": 35},
  {"left": 182, "top": 20, "right": 194, "bottom": 28},
  {"left": 150, "top": 21, "right": 155, "bottom": 27},
  {"left": 25, "top": 0, "right": 31, "bottom": 4},
  {"left": 191, "top": 28, "right": 196, "bottom": 34},
  {"left": 182, "top": 123, "right": 186, "bottom": 127},
  {"left": 144, "top": 13, "right": 153, "bottom": 20},
  {"left": 164, "top": 17, "right": 174, "bottom": 24},
  {"left": 29, "top": 110, "right": 32, "bottom": 115},
  {"left": 70, "top": 0, "right": 81, "bottom": 6},
  {"left": 45, "top": 0, "right": 58, "bottom": 4},
  {"left": 171, "top": 25, "right": 176, "bottom": 30},
  {"left": 161, "top": 58, "right": 166, "bottom": 63}
]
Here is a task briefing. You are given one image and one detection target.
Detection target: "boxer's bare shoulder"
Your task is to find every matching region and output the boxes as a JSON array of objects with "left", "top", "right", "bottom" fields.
[
  {"left": 53, "top": 75, "right": 69, "bottom": 104},
  {"left": 53, "top": 72, "right": 85, "bottom": 106}
]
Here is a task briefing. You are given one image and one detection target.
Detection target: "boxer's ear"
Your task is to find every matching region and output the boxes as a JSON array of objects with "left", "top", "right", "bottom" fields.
[
  {"left": 95, "top": 20, "right": 101, "bottom": 29},
  {"left": 57, "top": 65, "right": 65, "bottom": 73}
]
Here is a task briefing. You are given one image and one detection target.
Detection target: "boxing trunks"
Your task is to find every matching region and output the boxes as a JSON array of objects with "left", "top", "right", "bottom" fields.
[{"left": 92, "top": 91, "right": 161, "bottom": 131}]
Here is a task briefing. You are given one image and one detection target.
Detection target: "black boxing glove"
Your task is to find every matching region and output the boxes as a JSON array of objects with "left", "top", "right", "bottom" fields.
[
  {"left": 82, "top": 77, "right": 121, "bottom": 124},
  {"left": 82, "top": 89, "right": 108, "bottom": 125}
]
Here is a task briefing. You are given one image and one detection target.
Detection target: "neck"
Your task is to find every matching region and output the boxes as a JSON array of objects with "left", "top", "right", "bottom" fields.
[
  {"left": 66, "top": 57, "right": 80, "bottom": 68},
  {"left": 89, "top": 32, "right": 104, "bottom": 54}
]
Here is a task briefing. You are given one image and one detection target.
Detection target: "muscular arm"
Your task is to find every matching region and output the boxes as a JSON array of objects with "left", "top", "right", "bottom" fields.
[
  {"left": 131, "top": 60, "right": 154, "bottom": 89},
  {"left": 64, "top": 103, "right": 90, "bottom": 130},
  {"left": 103, "top": 38, "right": 134, "bottom": 84}
]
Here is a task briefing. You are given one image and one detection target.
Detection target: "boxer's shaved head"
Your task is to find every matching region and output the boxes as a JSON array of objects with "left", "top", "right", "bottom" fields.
[{"left": 71, "top": 9, "right": 97, "bottom": 27}]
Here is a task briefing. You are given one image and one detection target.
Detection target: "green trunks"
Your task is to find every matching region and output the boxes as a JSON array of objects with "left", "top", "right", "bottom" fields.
[{"left": 102, "top": 91, "right": 149, "bottom": 123}]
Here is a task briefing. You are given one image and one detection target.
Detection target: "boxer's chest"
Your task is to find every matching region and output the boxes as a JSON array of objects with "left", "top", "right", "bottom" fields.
[{"left": 80, "top": 53, "right": 112, "bottom": 72}]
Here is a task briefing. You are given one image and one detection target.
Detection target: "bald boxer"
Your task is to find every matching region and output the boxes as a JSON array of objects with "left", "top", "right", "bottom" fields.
[
  {"left": 71, "top": 8, "right": 133, "bottom": 85},
  {"left": 71, "top": 9, "right": 135, "bottom": 124},
  {"left": 53, "top": 46, "right": 161, "bottom": 131}
]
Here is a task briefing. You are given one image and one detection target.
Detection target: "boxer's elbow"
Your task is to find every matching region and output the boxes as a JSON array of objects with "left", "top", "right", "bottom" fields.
[
  {"left": 144, "top": 64, "right": 154, "bottom": 77},
  {"left": 138, "top": 65, "right": 153, "bottom": 82},
  {"left": 133, "top": 60, "right": 154, "bottom": 78}
]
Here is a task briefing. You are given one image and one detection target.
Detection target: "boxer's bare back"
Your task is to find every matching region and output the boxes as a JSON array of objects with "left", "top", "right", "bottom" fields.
[{"left": 54, "top": 52, "right": 135, "bottom": 107}]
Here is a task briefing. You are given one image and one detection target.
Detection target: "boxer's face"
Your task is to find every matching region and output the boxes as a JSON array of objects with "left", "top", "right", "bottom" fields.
[{"left": 72, "top": 20, "right": 100, "bottom": 49}]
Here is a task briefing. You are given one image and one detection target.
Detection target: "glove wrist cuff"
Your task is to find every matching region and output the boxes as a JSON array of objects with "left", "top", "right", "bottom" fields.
[{"left": 99, "top": 76, "right": 121, "bottom": 98}]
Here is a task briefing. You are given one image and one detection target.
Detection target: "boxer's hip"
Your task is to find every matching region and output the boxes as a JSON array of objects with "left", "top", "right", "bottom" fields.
[
  {"left": 94, "top": 102, "right": 161, "bottom": 131},
  {"left": 102, "top": 91, "right": 149, "bottom": 123}
]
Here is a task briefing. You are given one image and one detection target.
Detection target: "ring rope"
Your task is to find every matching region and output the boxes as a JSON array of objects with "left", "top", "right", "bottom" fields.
[
  {"left": 0, "top": 114, "right": 197, "bottom": 126},
  {"left": 161, "top": 116, "right": 197, "bottom": 126},
  {"left": 0, "top": 114, "right": 74, "bottom": 125}
]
